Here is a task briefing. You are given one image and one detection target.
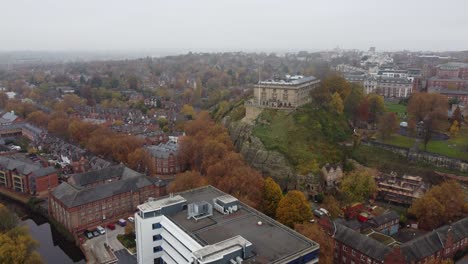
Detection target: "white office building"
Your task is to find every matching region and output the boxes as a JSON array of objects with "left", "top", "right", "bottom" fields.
[{"left": 135, "top": 186, "right": 319, "bottom": 264}]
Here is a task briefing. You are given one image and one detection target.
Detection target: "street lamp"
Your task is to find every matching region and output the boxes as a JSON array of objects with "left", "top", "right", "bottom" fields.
[{"left": 103, "top": 214, "right": 108, "bottom": 247}]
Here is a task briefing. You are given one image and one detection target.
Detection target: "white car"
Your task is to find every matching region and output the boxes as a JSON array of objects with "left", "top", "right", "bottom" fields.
[
  {"left": 128, "top": 217, "right": 134, "bottom": 223},
  {"left": 96, "top": 226, "right": 105, "bottom": 235}
]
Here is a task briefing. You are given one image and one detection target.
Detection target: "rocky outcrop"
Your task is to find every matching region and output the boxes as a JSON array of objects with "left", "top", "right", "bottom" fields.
[{"left": 226, "top": 118, "right": 296, "bottom": 188}]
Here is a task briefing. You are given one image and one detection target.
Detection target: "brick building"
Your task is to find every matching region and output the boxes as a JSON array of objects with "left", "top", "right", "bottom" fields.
[
  {"left": 0, "top": 156, "right": 57, "bottom": 196},
  {"left": 49, "top": 165, "right": 166, "bottom": 234},
  {"left": 146, "top": 141, "right": 183, "bottom": 175},
  {"left": 332, "top": 218, "right": 468, "bottom": 264},
  {"left": 427, "top": 62, "right": 468, "bottom": 91},
  {"left": 332, "top": 217, "right": 468, "bottom": 263}
]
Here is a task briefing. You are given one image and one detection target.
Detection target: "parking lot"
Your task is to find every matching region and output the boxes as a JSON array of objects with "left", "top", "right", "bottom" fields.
[{"left": 82, "top": 223, "right": 130, "bottom": 264}]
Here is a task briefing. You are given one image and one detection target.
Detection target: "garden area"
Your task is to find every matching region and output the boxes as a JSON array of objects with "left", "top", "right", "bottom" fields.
[{"left": 117, "top": 223, "right": 136, "bottom": 254}]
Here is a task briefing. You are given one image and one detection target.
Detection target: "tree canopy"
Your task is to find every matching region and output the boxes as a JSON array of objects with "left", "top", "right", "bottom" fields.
[
  {"left": 408, "top": 180, "right": 465, "bottom": 230},
  {"left": 340, "top": 168, "right": 377, "bottom": 204},
  {"left": 276, "top": 190, "right": 312, "bottom": 228},
  {"left": 261, "top": 177, "right": 284, "bottom": 217}
]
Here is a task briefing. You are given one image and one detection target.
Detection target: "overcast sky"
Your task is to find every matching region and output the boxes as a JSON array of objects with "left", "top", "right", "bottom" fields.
[{"left": 1, "top": 0, "right": 467, "bottom": 53}]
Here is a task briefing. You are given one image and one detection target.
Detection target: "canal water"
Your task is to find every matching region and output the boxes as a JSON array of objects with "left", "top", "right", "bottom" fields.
[{"left": 0, "top": 195, "right": 85, "bottom": 264}]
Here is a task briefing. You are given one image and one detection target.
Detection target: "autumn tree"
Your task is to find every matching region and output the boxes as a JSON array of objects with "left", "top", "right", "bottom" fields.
[
  {"left": 181, "top": 104, "right": 196, "bottom": 120},
  {"left": 47, "top": 117, "right": 70, "bottom": 138},
  {"left": 127, "top": 148, "right": 156, "bottom": 176},
  {"left": 26, "top": 111, "right": 50, "bottom": 128},
  {"left": 449, "top": 121, "right": 459, "bottom": 136},
  {"left": 367, "top": 94, "right": 385, "bottom": 125},
  {"left": 451, "top": 106, "right": 463, "bottom": 125},
  {"left": 341, "top": 168, "right": 377, "bottom": 204},
  {"left": 0, "top": 228, "right": 43, "bottom": 264},
  {"left": 378, "top": 112, "right": 399, "bottom": 141},
  {"left": 323, "top": 195, "right": 342, "bottom": 219},
  {"left": 276, "top": 190, "right": 312, "bottom": 228},
  {"left": 295, "top": 223, "right": 334, "bottom": 264},
  {"left": 408, "top": 93, "right": 448, "bottom": 150},
  {"left": 408, "top": 180, "right": 464, "bottom": 230},
  {"left": 168, "top": 171, "right": 207, "bottom": 193},
  {"left": 344, "top": 84, "right": 364, "bottom": 125},
  {"left": 0, "top": 204, "right": 18, "bottom": 232},
  {"left": 330, "top": 92, "right": 344, "bottom": 114},
  {"left": 261, "top": 177, "right": 283, "bottom": 217},
  {"left": 68, "top": 119, "right": 98, "bottom": 144}
]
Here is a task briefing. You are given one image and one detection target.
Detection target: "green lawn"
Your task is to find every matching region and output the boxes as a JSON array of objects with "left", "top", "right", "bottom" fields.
[
  {"left": 422, "top": 127, "right": 468, "bottom": 160},
  {"left": 378, "top": 127, "right": 468, "bottom": 161},
  {"left": 381, "top": 134, "right": 415, "bottom": 148},
  {"left": 385, "top": 102, "right": 407, "bottom": 114},
  {"left": 385, "top": 102, "right": 407, "bottom": 119}
]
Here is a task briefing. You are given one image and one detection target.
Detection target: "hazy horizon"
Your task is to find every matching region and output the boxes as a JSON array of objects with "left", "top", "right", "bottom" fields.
[{"left": 1, "top": 0, "right": 467, "bottom": 53}]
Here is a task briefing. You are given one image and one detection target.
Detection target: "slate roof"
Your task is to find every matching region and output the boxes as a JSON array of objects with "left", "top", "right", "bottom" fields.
[
  {"left": 1, "top": 111, "right": 18, "bottom": 122},
  {"left": 334, "top": 217, "right": 468, "bottom": 262},
  {"left": 146, "top": 142, "right": 179, "bottom": 159},
  {"left": 370, "top": 210, "right": 400, "bottom": 227},
  {"left": 401, "top": 217, "right": 468, "bottom": 261},
  {"left": 334, "top": 223, "right": 392, "bottom": 261},
  {"left": 0, "top": 156, "right": 55, "bottom": 177},
  {"left": 68, "top": 164, "right": 141, "bottom": 187},
  {"left": 52, "top": 170, "right": 166, "bottom": 208},
  {"left": 31, "top": 166, "right": 57, "bottom": 178}
]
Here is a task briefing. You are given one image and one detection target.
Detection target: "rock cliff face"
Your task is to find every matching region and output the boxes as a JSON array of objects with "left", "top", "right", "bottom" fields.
[{"left": 225, "top": 118, "right": 296, "bottom": 188}]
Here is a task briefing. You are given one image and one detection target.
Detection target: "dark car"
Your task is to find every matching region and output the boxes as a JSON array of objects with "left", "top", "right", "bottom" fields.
[
  {"left": 92, "top": 230, "right": 100, "bottom": 237},
  {"left": 107, "top": 223, "right": 116, "bottom": 230},
  {"left": 84, "top": 231, "right": 94, "bottom": 239}
]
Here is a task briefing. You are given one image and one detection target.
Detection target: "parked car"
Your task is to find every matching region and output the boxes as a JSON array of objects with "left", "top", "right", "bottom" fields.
[
  {"left": 118, "top": 218, "right": 127, "bottom": 227},
  {"left": 313, "top": 209, "right": 325, "bottom": 218},
  {"left": 92, "top": 230, "right": 100, "bottom": 237},
  {"left": 83, "top": 230, "right": 94, "bottom": 239},
  {"left": 128, "top": 217, "right": 134, "bottom": 223},
  {"left": 96, "top": 226, "right": 105, "bottom": 235},
  {"left": 107, "top": 223, "right": 116, "bottom": 230}
]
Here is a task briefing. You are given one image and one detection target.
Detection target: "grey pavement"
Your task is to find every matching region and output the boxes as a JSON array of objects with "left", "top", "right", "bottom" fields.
[
  {"left": 114, "top": 249, "right": 137, "bottom": 264},
  {"left": 82, "top": 224, "right": 127, "bottom": 263}
]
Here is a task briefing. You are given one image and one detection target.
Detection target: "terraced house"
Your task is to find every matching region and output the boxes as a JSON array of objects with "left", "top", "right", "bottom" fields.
[{"left": 49, "top": 165, "right": 166, "bottom": 235}]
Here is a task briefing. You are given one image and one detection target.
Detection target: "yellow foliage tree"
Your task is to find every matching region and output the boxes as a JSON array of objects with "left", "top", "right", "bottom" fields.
[
  {"left": 449, "top": 120, "right": 459, "bottom": 136},
  {"left": 341, "top": 168, "right": 377, "bottom": 204},
  {"left": 276, "top": 190, "right": 312, "bottom": 228},
  {"left": 261, "top": 177, "right": 283, "bottom": 217},
  {"left": 331, "top": 92, "right": 344, "bottom": 114}
]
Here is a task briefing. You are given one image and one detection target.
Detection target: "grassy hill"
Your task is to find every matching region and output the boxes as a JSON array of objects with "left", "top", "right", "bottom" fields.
[{"left": 252, "top": 104, "right": 351, "bottom": 173}]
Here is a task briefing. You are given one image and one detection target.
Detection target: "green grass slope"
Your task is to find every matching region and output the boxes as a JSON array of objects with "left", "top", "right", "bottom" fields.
[{"left": 252, "top": 104, "right": 351, "bottom": 173}]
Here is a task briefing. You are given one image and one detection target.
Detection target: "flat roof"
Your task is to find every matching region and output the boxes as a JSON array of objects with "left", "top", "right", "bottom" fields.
[
  {"left": 154, "top": 186, "right": 319, "bottom": 263},
  {"left": 138, "top": 195, "right": 186, "bottom": 212}
]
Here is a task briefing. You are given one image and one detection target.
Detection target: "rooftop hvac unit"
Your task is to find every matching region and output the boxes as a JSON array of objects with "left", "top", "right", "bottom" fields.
[
  {"left": 236, "top": 256, "right": 243, "bottom": 264},
  {"left": 187, "top": 201, "right": 213, "bottom": 221}
]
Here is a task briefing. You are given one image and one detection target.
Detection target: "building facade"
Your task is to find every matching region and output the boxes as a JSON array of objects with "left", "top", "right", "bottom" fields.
[
  {"left": 0, "top": 156, "right": 57, "bottom": 196},
  {"left": 49, "top": 165, "right": 166, "bottom": 234},
  {"left": 146, "top": 141, "right": 183, "bottom": 175},
  {"left": 364, "top": 77, "right": 413, "bottom": 98},
  {"left": 427, "top": 62, "right": 468, "bottom": 91},
  {"left": 251, "top": 75, "right": 320, "bottom": 109},
  {"left": 135, "top": 186, "right": 320, "bottom": 264}
]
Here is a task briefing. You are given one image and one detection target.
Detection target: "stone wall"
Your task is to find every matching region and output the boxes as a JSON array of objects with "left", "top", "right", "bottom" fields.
[{"left": 362, "top": 141, "right": 468, "bottom": 172}]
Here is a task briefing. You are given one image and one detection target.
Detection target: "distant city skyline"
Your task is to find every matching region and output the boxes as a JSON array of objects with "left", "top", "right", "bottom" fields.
[{"left": 1, "top": 0, "right": 467, "bottom": 52}]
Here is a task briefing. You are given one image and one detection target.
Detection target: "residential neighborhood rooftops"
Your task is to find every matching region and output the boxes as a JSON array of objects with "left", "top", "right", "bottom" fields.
[{"left": 67, "top": 164, "right": 142, "bottom": 187}]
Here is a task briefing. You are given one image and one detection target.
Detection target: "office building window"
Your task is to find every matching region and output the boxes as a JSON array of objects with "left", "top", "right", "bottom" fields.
[
  {"left": 153, "top": 234, "right": 162, "bottom": 241},
  {"left": 153, "top": 246, "right": 162, "bottom": 253},
  {"left": 152, "top": 223, "right": 162, "bottom": 229}
]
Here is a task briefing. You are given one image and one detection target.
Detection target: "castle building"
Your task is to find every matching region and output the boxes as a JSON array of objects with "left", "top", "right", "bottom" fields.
[{"left": 251, "top": 75, "right": 320, "bottom": 109}]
